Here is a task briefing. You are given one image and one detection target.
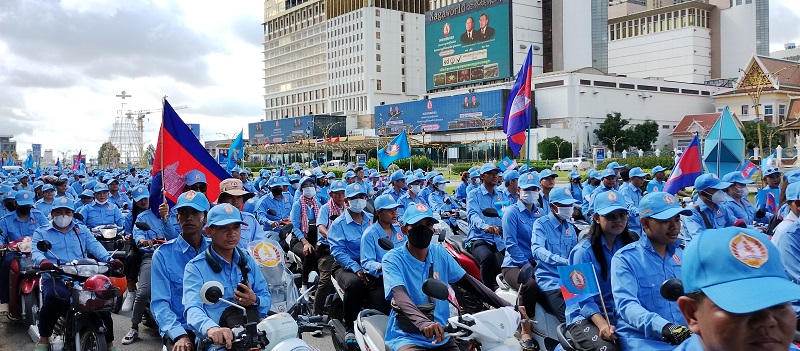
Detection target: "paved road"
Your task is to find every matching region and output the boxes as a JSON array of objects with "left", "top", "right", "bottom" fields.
[{"left": 0, "top": 308, "right": 335, "bottom": 351}]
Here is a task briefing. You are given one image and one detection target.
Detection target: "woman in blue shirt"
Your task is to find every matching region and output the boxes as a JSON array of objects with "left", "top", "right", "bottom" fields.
[
  {"left": 566, "top": 190, "right": 636, "bottom": 351},
  {"left": 289, "top": 177, "right": 321, "bottom": 289},
  {"left": 501, "top": 172, "right": 542, "bottom": 315},
  {"left": 360, "top": 194, "right": 406, "bottom": 315}
]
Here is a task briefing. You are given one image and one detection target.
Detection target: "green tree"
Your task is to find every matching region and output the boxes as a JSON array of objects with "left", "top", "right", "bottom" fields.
[
  {"left": 538, "top": 136, "right": 571, "bottom": 160},
  {"left": 740, "top": 121, "right": 783, "bottom": 151},
  {"left": 626, "top": 120, "right": 659, "bottom": 151},
  {"left": 97, "top": 142, "right": 120, "bottom": 168},
  {"left": 594, "top": 112, "right": 630, "bottom": 152}
]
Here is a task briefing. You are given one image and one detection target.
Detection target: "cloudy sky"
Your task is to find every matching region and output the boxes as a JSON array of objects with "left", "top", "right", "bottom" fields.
[{"left": 0, "top": 0, "right": 799, "bottom": 163}]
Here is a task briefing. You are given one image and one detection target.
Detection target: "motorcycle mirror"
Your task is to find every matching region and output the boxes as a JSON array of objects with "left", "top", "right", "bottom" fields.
[
  {"left": 378, "top": 237, "right": 394, "bottom": 251},
  {"left": 660, "top": 278, "right": 684, "bottom": 302},
  {"left": 36, "top": 240, "right": 52, "bottom": 252},
  {"left": 200, "top": 281, "right": 225, "bottom": 305},
  {"left": 481, "top": 208, "right": 500, "bottom": 218},
  {"left": 73, "top": 212, "right": 85, "bottom": 221},
  {"left": 135, "top": 222, "right": 151, "bottom": 231},
  {"left": 438, "top": 227, "right": 447, "bottom": 243},
  {"left": 517, "top": 263, "right": 533, "bottom": 286},
  {"left": 307, "top": 271, "right": 320, "bottom": 287},
  {"left": 267, "top": 209, "right": 277, "bottom": 216},
  {"left": 422, "top": 278, "right": 450, "bottom": 301}
]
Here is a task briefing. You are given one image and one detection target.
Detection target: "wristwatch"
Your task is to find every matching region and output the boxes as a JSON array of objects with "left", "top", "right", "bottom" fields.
[{"left": 252, "top": 296, "right": 260, "bottom": 308}]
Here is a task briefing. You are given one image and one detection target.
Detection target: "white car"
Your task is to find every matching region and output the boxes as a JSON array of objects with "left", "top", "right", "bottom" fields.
[{"left": 552, "top": 157, "right": 591, "bottom": 171}]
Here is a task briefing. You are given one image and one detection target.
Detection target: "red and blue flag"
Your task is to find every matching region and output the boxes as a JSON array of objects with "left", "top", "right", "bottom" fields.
[
  {"left": 738, "top": 160, "right": 758, "bottom": 180},
  {"left": 766, "top": 191, "right": 778, "bottom": 214},
  {"left": 558, "top": 263, "right": 600, "bottom": 306},
  {"left": 150, "top": 100, "right": 230, "bottom": 215},
  {"left": 72, "top": 150, "right": 82, "bottom": 171},
  {"left": 503, "top": 46, "right": 533, "bottom": 156},
  {"left": 664, "top": 133, "right": 703, "bottom": 195}
]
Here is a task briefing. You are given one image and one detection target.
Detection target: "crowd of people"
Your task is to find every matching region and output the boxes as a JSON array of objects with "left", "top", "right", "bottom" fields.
[{"left": 0, "top": 157, "right": 799, "bottom": 351}]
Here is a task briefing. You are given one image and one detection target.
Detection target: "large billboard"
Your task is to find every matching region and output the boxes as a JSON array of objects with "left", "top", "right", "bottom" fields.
[
  {"left": 248, "top": 115, "right": 346, "bottom": 145},
  {"left": 31, "top": 144, "right": 41, "bottom": 161},
  {"left": 425, "top": 0, "right": 512, "bottom": 91},
  {"left": 374, "top": 90, "right": 508, "bottom": 135}
]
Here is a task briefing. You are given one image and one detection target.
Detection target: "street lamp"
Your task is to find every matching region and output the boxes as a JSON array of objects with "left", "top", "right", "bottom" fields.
[
  {"left": 320, "top": 120, "right": 345, "bottom": 162},
  {"left": 550, "top": 138, "right": 570, "bottom": 161},
  {"left": 467, "top": 113, "right": 500, "bottom": 162},
  {"left": 603, "top": 136, "right": 624, "bottom": 156}
]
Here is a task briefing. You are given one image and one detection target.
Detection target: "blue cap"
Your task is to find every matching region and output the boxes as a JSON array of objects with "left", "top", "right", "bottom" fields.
[
  {"left": 694, "top": 173, "right": 731, "bottom": 191},
  {"left": 652, "top": 165, "right": 667, "bottom": 174},
  {"left": 173, "top": 191, "right": 211, "bottom": 212},
  {"left": 15, "top": 191, "right": 35, "bottom": 206},
  {"left": 787, "top": 170, "right": 800, "bottom": 184},
  {"left": 568, "top": 171, "right": 581, "bottom": 179},
  {"left": 722, "top": 170, "right": 754, "bottom": 185},
  {"left": 538, "top": 169, "right": 558, "bottom": 179},
  {"left": 469, "top": 170, "right": 480, "bottom": 179},
  {"left": 683, "top": 227, "right": 800, "bottom": 313},
  {"left": 374, "top": 194, "right": 403, "bottom": 210},
  {"left": 185, "top": 170, "right": 207, "bottom": 186},
  {"left": 402, "top": 202, "right": 439, "bottom": 225},
  {"left": 593, "top": 190, "right": 627, "bottom": 216},
  {"left": 52, "top": 196, "right": 75, "bottom": 211},
  {"left": 311, "top": 160, "right": 319, "bottom": 165},
  {"left": 131, "top": 185, "right": 149, "bottom": 202},
  {"left": 628, "top": 167, "right": 648, "bottom": 178},
  {"left": 787, "top": 182, "right": 800, "bottom": 201},
  {"left": 93, "top": 182, "right": 109, "bottom": 193},
  {"left": 518, "top": 172, "right": 540, "bottom": 190},
  {"left": 518, "top": 164, "right": 529, "bottom": 174},
  {"left": 479, "top": 163, "right": 501, "bottom": 175},
  {"left": 345, "top": 183, "right": 368, "bottom": 198},
  {"left": 503, "top": 170, "right": 520, "bottom": 182},
  {"left": 639, "top": 191, "right": 691, "bottom": 219},
  {"left": 0, "top": 186, "right": 11, "bottom": 201},
  {"left": 588, "top": 169, "right": 601, "bottom": 180},
  {"left": 299, "top": 176, "right": 314, "bottom": 187},
  {"left": 425, "top": 172, "right": 437, "bottom": 181},
  {"left": 600, "top": 169, "right": 617, "bottom": 179},
  {"left": 549, "top": 187, "right": 577, "bottom": 205},
  {"left": 432, "top": 175, "right": 449, "bottom": 184},
  {"left": 83, "top": 180, "right": 97, "bottom": 191},
  {"left": 79, "top": 189, "right": 94, "bottom": 198},
  {"left": 329, "top": 179, "right": 346, "bottom": 193},
  {"left": 288, "top": 174, "right": 300, "bottom": 182},
  {"left": 606, "top": 161, "right": 626, "bottom": 170},
  {"left": 243, "top": 197, "right": 258, "bottom": 213},
  {"left": 231, "top": 167, "right": 242, "bottom": 174},
  {"left": 326, "top": 172, "right": 337, "bottom": 179},
  {"left": 42, "top": 184, "right": 55, "bottom": 192},
  {"left": 406, "top": 174, "right": 422, "bottom": 185},
  {"left": 389, "top": 170, "right": 406, "bottom": 183},
  {"left": 370, "top": 172, "right": 381, "bottom": 179},
  {"left": 205, "top": 203, "right": 247, "bottom": 228},
  {"left": 345, "top": 171, "right": 356, "bottom": 179},
  {"left": 763, "top": 167, "right": 781, "bottom": 177}
]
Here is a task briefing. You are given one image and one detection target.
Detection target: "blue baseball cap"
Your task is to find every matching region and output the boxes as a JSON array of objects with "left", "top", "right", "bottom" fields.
[
  {"left": 518, "top": 172, "right": 540, "bottom": 190},
  {"left": 311, "top": 160, "right": 319, "bottom": 166},
  {"left": 329, "top": 179, "right": 346, "bottom": 193},
  {"left": 326, "top": 172, "right": 337, "bottom": 179},
  {"left": 51, "top": 196, "right": 75, "bottom": 211},
  {"left": 628, "top": 167, "right": 648, "bottom": 178},
  {"left": 549, "top": 187, "right": 577, "bottom": 205},
  {"left": 606, "top": 161, "right": 627, "bottom": 170},
  {"left": 0, "top": 186, "right": 12, "bottom": 201},
  {"left": 42, "top": 184, "right": 55, "bottom": 192},
  {"left": 83, "top": 180, "right": 97, "bottom": 191},
  {"left": 786, "top": 169, "right": 800, "bottom": 184},
  {"left": 205, "top": 203, "right": 247, "bottom": 228},
  {"left": 683, "top": 227, "right": 800, "bottom": 313},
  {"left": 587, "top": 169, "right": 601, "bottom": 180},
  {"left": 518, "top": 164, "right": 529, "bottom": 174},
  {"left": 652, "top": 165, "right": 667, "bottom": 174},
  {"left": 479, "top": 163, "right": 501, "bottom": 175},
  {"left": 93, "top": 182, "right": 109, "bottom": 193},
  {"left": 639, "top": 191, "right": 691, "bottom": 219},
  {"left": 406, "top": 174, "right": 422, "bottom": 185},
  {"left": 370, "top": 172, "right": 381, "bottom": 179},
  {"left": 374, "top": 194, "right": 403, "bottom": 211},
  {"left": 402, "top": 202, "right": 439, "bottom": 225},
  {"left": 722, "top": 170, "right": 754, "bottom": 185},
  {"left": 173, "top": 190, "right": 211, "bottom": 212},
  {"left": 288, "top": 174, "right": 300, "bottom": 183},
  {"left": 230, "top": 167, "right": 242, "bottom": 174},
  {"left": 15, "top": 191, "right": 35, "bottom": 206},
  {"left": 593, "top": 190, "right": 627, "bottom": 216},
  {"left": 131, "top": 185, "right": 149, "bottom": 202},
  {"left": 243, "top": 197, "right": 258, "bottom": 214},
  {"left": 389, "top": 170, "right": 406, "bottom": 183},
  {"left": 787, "top": 182, "right": 800, "bottom": 201},
  {"left": 185, "top": 170, "right": 207, "bottom": 186},
  {"left": 79, "top": 189, "right": 94, "bottom": 199},
  {"left": 763, "top": 167, "right": 781, "bottom": 177},
  {"left": 345, "top": 183, "right": 368, "bottom": 198},
  {"left": 345, "top": 171, "right": 356, "bottom": 179},
  {"left": 503, "top": 170, "right": 520, "bottom": 183},
  {"left": 538, "top": 169, "right": 558, "bottom": 179},
  {"left": 425, "top": 172, "right": 437, "bottom": 181},
  {"left": 600, "top": 169, "right": 617, "bottom": 179},
  {"left": 694, "top": 173, "right": 731, "bottom": 191},
  {"left": 568, "top": 171, "right": 581, "bottom": 179},
  {"left": 432, "top": 175, "right": 449, "bottom": 185},
  {"left": 469, "top": 170, "right": 480, "bottom": 179}
]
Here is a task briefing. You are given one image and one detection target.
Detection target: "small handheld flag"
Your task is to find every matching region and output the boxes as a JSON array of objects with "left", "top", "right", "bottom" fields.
[
  {"left": 664, "top": 133, "right": 703, "bottom": 195},
  {"left": 558, "top": 263, "right": 600, "bottom": 306},
  {"left": 499, "top": 156, "right": 518, "bottom": 171},
  {"left": 378, "top": 130, "right": 411, "bottom": 168},
  {"left": 738, "top": 160, "right": 758, "bottom": 180}
]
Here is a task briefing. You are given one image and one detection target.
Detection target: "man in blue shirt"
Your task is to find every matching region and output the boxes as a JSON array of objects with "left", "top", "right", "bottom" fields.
[
  {"left": 757, "top": 167, "right": 782, "bottom": 215},
  {"left": 35, "top": 184, "right": 56, "bottom": 218},
  {"left": 183, "top": 203, "right": 271, "bottom": 349},
  {"left": 620, "top": 167, "right": 647, "bottom": 235},
  {"left": 427, "top": 175, "right": 456, "bottom": 228},
  {"left": 359, "top": 194, "right": 405, "bottom": 314},
  {"left": 567, "top": 171, "right": 583, "bottom": 203},
  {"left": 454, "top": 171, "right": 469, "bottom": 203},
  {"left": 216, "top": 178, "right": 265, "bottom": 250},
  {"left": 152, "top": 191, "right": 211, "bottom": 351},
  {"left": 314, "top": 179, "right": 347, "bottom": 319},
  {"left": 585, "top": 170, "right": 618, "bottom": 222},
  {"left": 466, "top": 163, "right": 509, "bottom": 290},
  {"left": 611, "top": 191, "right": 691, "bottom": 350},
  {"left": 78, "top": 182, "right": 125, "bottom": 228},
  {"left": 465, "top": 169, "right": 481, "bottom": 195},
  {"left": 675, "top": 227, "right": 800, "bottom": 351},
  {"left": 397, "top": 174, "right": 428, "bottom": 219},
  {"left": 500, "top": 170, "right": 520, "bottom": 204},
  {"left": 255, "top": 177, "right": 292, "bottom": 230},
  {"left": 108, "top": 178, "right": 131, "bottom": 210},
  {"left": 646, "top": 166, "right": 667, "bottom": 193},
  {"left": 289, "top": 176, "right": 321, "bottom": 289},
  {"left": 721, "top": 170, "right": 770, "bottom": 225},
  {"left": 684, "top": 174, "right": 737, "bottom": 243}
]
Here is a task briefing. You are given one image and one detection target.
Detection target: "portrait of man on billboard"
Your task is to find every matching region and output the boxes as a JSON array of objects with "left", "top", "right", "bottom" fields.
[
  {"left": 460, "top": 17, "right": 477, "bottom": 44},
  {"left": 442, "top": 22, "right": 451, "bottom": 37},
  {"left": 477, "top": 13, "right": 494, "bottom": 41}
]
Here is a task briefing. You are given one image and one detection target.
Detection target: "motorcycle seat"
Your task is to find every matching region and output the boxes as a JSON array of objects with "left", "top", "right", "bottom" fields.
[
  {"left": 362, "top": 314, "right": 390, "bottom": 351},
  {"left": 446, "top": 235, "right": 477, "bottom": 261}
]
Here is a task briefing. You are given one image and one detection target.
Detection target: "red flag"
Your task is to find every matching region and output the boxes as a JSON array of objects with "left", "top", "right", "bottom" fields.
[
  {"left": 326, "top": 137, "right": 332, "bottom": 143},
  {"left": 334, "top": 136, "right": 340, "bottom": 142},
  {"left": 72, "top": 150, "right": 82, "bottom": 171}
]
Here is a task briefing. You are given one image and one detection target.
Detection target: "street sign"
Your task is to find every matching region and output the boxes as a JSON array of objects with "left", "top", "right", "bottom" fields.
[
  {"left": 356, "top": 154, "right": 366, "bottom": 167},
  {"left": 594, "top": 148, "right": 606, "bottom": 165}
]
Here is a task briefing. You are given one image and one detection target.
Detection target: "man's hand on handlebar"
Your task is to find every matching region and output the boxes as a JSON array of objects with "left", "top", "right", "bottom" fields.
[
  {"left": 207, "top": 327, "right": 233, "bottom": 349},
  {"left": 421, "top": 322, "right": 445, "bottom": 343},
  {"left": 172, "top": 335, "right": 193, "bottom": 351},
  {"left": 139, "top": 240, "right": 154, "bottom": 248},
  {"left": 356, "top": 269, "right": 369, "bottom": 283}
]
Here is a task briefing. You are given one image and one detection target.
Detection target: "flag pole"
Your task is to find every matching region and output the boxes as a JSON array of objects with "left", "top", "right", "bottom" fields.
[
  {"left": 160, "top": 96, "right": 167, "bottom": 222},
  {"left": 591, "top": 265, "right": 613, "bottom": 336}
]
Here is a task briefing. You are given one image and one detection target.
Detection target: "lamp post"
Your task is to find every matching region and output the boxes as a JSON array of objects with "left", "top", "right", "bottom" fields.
[
  {"left": 603, "top": 136, "right": 624, "bottom": 156},
  {"left": 320, "top": 120, "right": 345, "bottom": 163},
  {"left": 550, "top": 138, "right": 570, "bottom": 161},
  {"left": 468, "top": 113, "right": 500, "bottom": 162}
]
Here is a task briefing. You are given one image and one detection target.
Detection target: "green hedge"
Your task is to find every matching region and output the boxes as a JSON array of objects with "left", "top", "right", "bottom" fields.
[
  {"left": 598, "top": 155, "right": 674, "bottom": 171},
  {"left": 367, "top": 156, "right": 434, "bottom": 173}
]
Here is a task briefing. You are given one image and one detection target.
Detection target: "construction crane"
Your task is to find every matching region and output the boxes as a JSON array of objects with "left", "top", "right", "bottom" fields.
[
  {"left": 125, "top": 105, "right": 188, "bottom": 136},
  {"left": 109, "top": 104, "right": 188, "bottom": 167}
]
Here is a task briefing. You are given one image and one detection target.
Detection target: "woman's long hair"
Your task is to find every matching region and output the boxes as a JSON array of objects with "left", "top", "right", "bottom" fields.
[{"left": 587, "top": 219, "right": 636, "bottom": 280}]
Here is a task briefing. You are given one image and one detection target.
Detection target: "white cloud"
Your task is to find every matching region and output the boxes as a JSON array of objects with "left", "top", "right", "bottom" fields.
[{"left": 770, "top": 0, "right": 800, "bottom": 52}]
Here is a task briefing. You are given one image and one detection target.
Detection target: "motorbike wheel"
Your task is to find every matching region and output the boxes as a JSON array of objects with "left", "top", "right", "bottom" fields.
[
  {"left": 22, "top": 293, "right": 37, "bottom": 326},
  {"left": 79, "top": 330, "right": 108, "bottom": 351}
]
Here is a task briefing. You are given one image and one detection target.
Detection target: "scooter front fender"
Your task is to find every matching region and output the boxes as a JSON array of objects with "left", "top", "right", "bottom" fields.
[{"left": 20, "top": 276, "right": 38, "bottom": 295}]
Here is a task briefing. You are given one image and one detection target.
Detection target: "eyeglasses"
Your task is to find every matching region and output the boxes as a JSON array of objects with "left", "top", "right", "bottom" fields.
[{"left": 603, "top": 211, "right": 628, "bottom": 222}]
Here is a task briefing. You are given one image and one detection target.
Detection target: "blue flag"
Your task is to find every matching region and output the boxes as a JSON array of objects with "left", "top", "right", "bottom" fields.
[
  {"left": 761, "top": 151, "right": 777, "bottom": 171},
  {"left": 558, "top": 263, "right": 600, "bottom": 306},
  {"left": 227, "top": 130, "right": 244, "bottom": 172},
  {"left": 24, "top": 154, "right": 33, "bottom": 170},
  {"left": 378, "top": 130, "right": 411, "bottom": 168},
  {"left": 503, "top": 46, "right": 533, "bottom": 156},
  {"left": 35, "top": 159, "right": 41, "bottom": 178}
]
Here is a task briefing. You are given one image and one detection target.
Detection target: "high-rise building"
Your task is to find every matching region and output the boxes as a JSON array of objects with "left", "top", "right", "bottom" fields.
[
  {"left": 541, "top": 0, "right": 608, "bottom": 73},
  {"left": 0, "top": 136, "right": 16, "bottom": 158},
  {"left": 771, "top": 43, "right": 800, "bottom": 63}
]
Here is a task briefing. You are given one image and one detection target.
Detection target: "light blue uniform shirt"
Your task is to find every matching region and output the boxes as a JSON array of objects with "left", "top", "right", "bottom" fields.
[
  {"left": 132, "top": 210, "right": 168, "bottom": 253},
  {"left": 684, "top": 200, "right": 736, "bottom": 244},
  {"left": 581, "top": 183, "right": 598, "bottom": 216},
  {"left": 619, "top": 182, "right": 644, "bottom": 235},
  {"left": 428, "top": 190, "right": 456, "bottom": 227},
  {"left": 31, "top": 221, "right": 111, "bottom": 264},
  {"left": 531, "top": 212, "right": 577, "bottom": 291},
  {"left": 255, "top": 194, "right": 292, "bottom": 228},
  {"left": 455, "top": 182, "right": 468, "bottom": 202},
  {"left": 109, "top": 191, "right": 131, "bottom": 210},
  {"left": 327, "top": 210, "right": 373, "bottom": 273},
  {"left": 502, "top": 201, "right": 542, "bottom": 268},
  {"left": 646, "top": 179, "right": 665, "bottom": 193},
  {"left": 568, "top": 183, "right": 583, "bottom": 203},
  {"left": 466, "top": 185, "right": 509, "bottom": 250},
  {"left": 35, "top": 199, "right": 54, "bottom": 218},
  {"left": 360, "top": 221, "right": 405, "bottom": 277},
  {"left": 387, "top": 188, "right": 406, "bottom": 201},
  {"left": 70, "top": 181, "right": 84, "bottom": 196},
  {"left": 566, "top": 236, "right": 624, "bottom": 325},
  {"left": 383, "top": 244, "right": 466, "bottom": 351},
  {"left": 466, "top": 183, "right": 479, "bottom": 195},
  {"left": 316, "top": 202, "right": 346, "bottom": 247},
  {"left": 238, "top": 212, "right": 266, "bottom": 251},
  {"left": 723, "top": 194, "right": 771, "bottom": 225},
  {"left": 0, "top": 209, "right": 49, "bottom": 243},
  {"left": 151, "top": 236, "right": 211, "bottom": 341},
  {"left": 776, "top": 221, "right": 800, "bottom": 314},
  {"left": 77, "top": 201, "right": 124, "bottom": 228},
  {"left": 289, "top": 197, "right": 320, "bottom": 240},
  {"left": 611, "top": 234, "right": 685, "bottom": 351},
  {"left": 183, "top": 248, "right": 271, "bottom": 338},
  {"left": 417, "top": 186, "right": 434, "bottom": 206},
  {"left": 397, "top": 192, "right": 428, "bottom": 219}
]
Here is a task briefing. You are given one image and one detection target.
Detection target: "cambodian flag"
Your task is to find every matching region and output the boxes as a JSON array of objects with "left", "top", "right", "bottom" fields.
[
  {"left": 150, "top": 100, "right": 229, "bottom": 216},
  {"left": 766, "top": 191, "right": 778, "bottom": 214},
  {"left": 738, "top": 160, "right": 758, "bottom": 180},
  {"left": 72, "top": 150, "right": 82, "bottom": 171},
  {"left": 558, "top": 263, "right": 600, "bottom": 306},
  {"left": 503, "top": 46, "right": 533, "bottom": 156},
  {"left": 664, "top": 133, "right": 703, "bottom": 195}
]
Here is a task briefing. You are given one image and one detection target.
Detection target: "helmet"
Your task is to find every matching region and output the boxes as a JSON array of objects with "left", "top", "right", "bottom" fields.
[{"left": 84, "top": 274, "right": 115, "bottom": 299}]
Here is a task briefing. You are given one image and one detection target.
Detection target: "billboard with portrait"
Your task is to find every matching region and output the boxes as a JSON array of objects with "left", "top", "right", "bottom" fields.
[
  {"left": 248, "top": 116, "right": 314, "bottom": 145},
  {"left": 374, "top": 89, "right": 508, "bottom": 135},
  {"left": 425, "top": 0, "right": 512, "bottom": 91}
]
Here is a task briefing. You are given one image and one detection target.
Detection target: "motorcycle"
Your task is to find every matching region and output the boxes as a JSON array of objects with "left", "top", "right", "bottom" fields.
[
  {"left": 29, "top": 240, "right": 126, "bottom": 351},
  {"left": 1, "top": 235, "right": 39, "bottom": 325}
]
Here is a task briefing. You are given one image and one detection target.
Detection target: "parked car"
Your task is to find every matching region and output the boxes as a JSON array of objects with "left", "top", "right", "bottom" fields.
[
  {"left": 326, "top": 160, "right": 346, "bottom": 169},
  {"left": 552, "top": 157, "right": 591, "bottom": 171}
]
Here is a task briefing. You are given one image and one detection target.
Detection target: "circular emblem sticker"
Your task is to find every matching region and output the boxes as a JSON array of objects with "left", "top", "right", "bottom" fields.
[
  {"left": 416, "top": 203, "right": 428, "bottom": 212},
  {"left": 395, "top": 232, "right": 403, "bottom": 241},
  {"left": 337, "top": 181, "right": 343, "bottom": 187},
  {"left": 185, "top": 191, "right": 197, "bottom": 201},
  {"left": 730, "top": 233, "right": 768, "bottom": 268},
  {"left": 224, "top": 204, "right": 234, "bottom": 214},
  {"left": 607, "top": 192, "right": 617, "bottom": 201},
  {"left": 23, "top": 193, "right": 29, "bottom": 199},
  {"left": 527, "top": 174, "right": 534, "bottom": 180},
  {"left": 137, "top": 188, "right": 143, "bottom": 193},
  {"left": 672, "top": 253, "right": 681, "bottom": 264},
  {"left": 570, "top": 270, "right": 587, "bottom": 290},
  {"left": 251, "top": 241, "right": 282, "bottom": 267},
  {"left": 107, "top": 205, "right": 113, "bottom": 210},
  {"left": 60, "top": 198, "right": 68, "bottom": 204},
  {"left": 653, "top": 186, "right": 659, "bottom": 192},
  {"left": 664, "top": 195, "right": 675, "bottom": 205},
  {"left": 195, "top": 174, "right": 201, "bottom": 180},
  {"left": 354, "top": 184, "right": 360, "bottom": 191}
]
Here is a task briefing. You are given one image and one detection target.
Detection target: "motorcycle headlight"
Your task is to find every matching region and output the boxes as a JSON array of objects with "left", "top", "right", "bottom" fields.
[
  {"left": 76, "top": 265, "right": 102, "bottom": 277},
  {"left": 101, "top": 229, "right": 117, "bottom": 239},
  {"left": 61, "top": 266, "right": 78, "bottom": 275}
]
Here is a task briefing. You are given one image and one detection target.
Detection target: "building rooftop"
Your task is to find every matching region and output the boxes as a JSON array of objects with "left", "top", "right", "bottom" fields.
[{"left": 671, "top": 113, "right": 721, "bottom": 136}]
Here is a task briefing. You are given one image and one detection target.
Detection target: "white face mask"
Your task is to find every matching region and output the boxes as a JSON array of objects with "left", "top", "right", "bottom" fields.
[
  {"left": 556, "top": 206, "right": 574, "bottom": 220},
  {"left": 53, "top": 215, "right": 73, "bottom": 228},
  {"left": 95, "top": 199, "right": 108, "bottom": 206},
  {"left": 710, "top": 191, "right": 727, "bottom": 204},
  {"left": 735, "top": 186, "right": 747, "bottom": 199},
  {"left": 302, "top": 187, "right": 316, "bottom": 198},
  {"left": 437, "top": 184, "right": 447, "bottom": 192},
  {"left": 349, "top": 199, "right": 367, "bottom": 213},
  {"left": 291, "top": 183, "right": 300, "bottom": 190},
  {"left": 409, "top": 185, "right": 421, "bottom": 194},
  {"left": 520, "top": 190, "right": 538, "bottom": 205}
]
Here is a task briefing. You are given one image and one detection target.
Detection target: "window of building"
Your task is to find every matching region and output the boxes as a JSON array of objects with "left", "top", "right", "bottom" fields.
[
  {"left": 376, "top": 21, "right": 380, "bottom": 28},
  {"left": 742, "top": 105, "right": 749, "bottom": 115},
  {"left": 377, "top": 80, "right": 382, "bottom": 90},
  {"left": 779, "top": 104, "right": 787, "bottom": 116},
  {"left": 377, "top": 43, "right": 381, "bottom": 50},
  {"left": 765, "top": 105, "right": 773, "bottom": 116},
  {"left": 376, "top": 65, "right": 381, "bottom": 72},
  {"left": 376, "top": 54, "right": 381, "bottom": 61},
  {"left": 376, "top": 32, "right": 380, "bottom": 39},
  {"left": 402, "top": 82, "right": 406, "bottom": 92},
  {"left": 376, "top": 9, "right": 380, "bottom": 16}
]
